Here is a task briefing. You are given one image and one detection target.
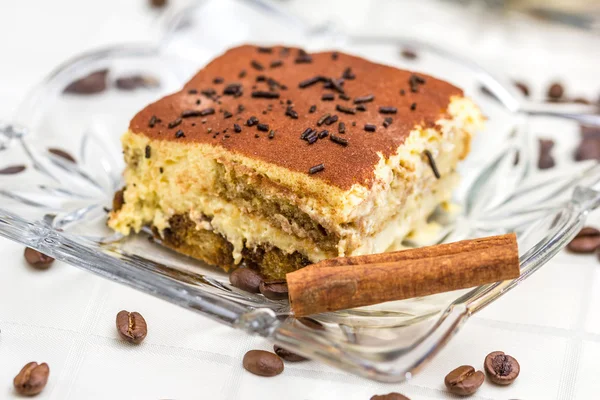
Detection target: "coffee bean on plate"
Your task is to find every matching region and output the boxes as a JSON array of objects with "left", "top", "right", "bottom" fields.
[
  {"left": 444, "top": 365, "right": 484, "bottom": 396},
  {"left": 273, "top": 345, "right": 307, "bottom": 362},
  {"left": 230, "top": 267, "right": 263, "bottom": 293},
  {"left": 547, "top": 82, "right": 564, "bottom": 101},
  {"left": 13, "top": 362, "right": 50, "bottom": 396},
  {"left": 63, "top": 69, "right": 108, "bottom": 95},
  {"left": 484, "top": 351, "right": 520, "bottom": 385},
  {"left": 0, "top": 165, "right": 26, "bottom": 175},
  {"left": 371, "top": 393, "right": 410, "bottom": 400},
  {"left": 24, "top": 247, "right": 54, "bottom": 269},
  {"left": 259, "top": 279, "right": 288, "bottom": 300},
  {"left": 538, "top": 138, "right": 555, "bottom": 169},
  {"left": 567, "top": 227, "right": 600, "bottom": 253},
  {"left": 243, "top": 350, "right": 284, "bottom": 377},
  {"left": 513, "top": 81, "right": 530, "bottom": 97},
  {"left": 116, "top": 310, "right": 147, "bottom": 344},
  {"left": 48, "top": 148, "right": 76, "bottom": 163}
]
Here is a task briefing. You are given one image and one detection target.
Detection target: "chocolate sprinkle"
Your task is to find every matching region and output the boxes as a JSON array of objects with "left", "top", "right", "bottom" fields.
[
  {"left": 330, "top": 134, "right": 348, "bottom": 146},
  {"left": 188, "top": 89, "right": 198, "bottom": 94},
  {"left": 148, "top": 115, "right": 159, "bottom": 128},
  {"left": 322, "top": 93, "right": 335, "bottom": 101},
  {"left": 196, "top": 99, "right": 202, "bottom": 105},
  {"left": 168, "top": 118, "right": 182, "bottom": 129},
  {"left": 175, "top": 130, "right": 185, "bottom": 138},
  {"left": 234, "top": 124, "right": 242, "bottom": 133},
  {"left": 237, "top": 104, "right": 245, "bottom": 113},
  {"left": 295, "top": 54, "right": 313, "bottom": 64},
  {"left": 213, "top": 77, "right": 224, "bottom": 84},
  {"left": 257, "top": 123, "right": 269, "bottom": 132},
  {"left": 285, "top": 107, "right": 298, "bottom": 119},
  {"left": 309, "top": 163, "right": 325, "bottom": 174},
  {"left": 301, "top": 128, "right": 313, "bottom": 140},
  {"left": 383, "top": 117, "right": 393, "bottom": 128},
  {"left": 410, "top": 102, "right": 417, "bottom": 111},
  {"left": 270, "top": 60, "right": 283, "bottom": 68},
  {"left": 409, "top": 74, "right": 426, "bottom": 92},
  {"left": 317, "top": 113, "right": 330, "bottom": 126},
  {"left": 331, "top": 52, "right": 339, "bottom": 60},
  {"left": 201, "top": 88, "right": 216, "bottom": 97},
  {"left": 338, "top": 93, "right": 350, "bottom": 101},
  {"left": 400, "top": 89, "right": 405, "bottom": 96},
  {"left": 379, "top": 106, "right": 397, "bottom": 114},
  {"left": 239, "top": 70, "right": 247, "bottom": 78},
  {"left": 257, "top": 47, "right": 273, "bottom": 53},
  {"left": 318, "top": 130, "right": 329, "bottom": 139},
  {"left": 423, "top": 150, "right": 440, "bottom": 179},
  {"left": 223, "top": 111, "right": 233, "bottom": 119},
  {"left": 309, "top": 105, "right": 317, "bottom": 113},
  {"left": 338, "top": 122, "right": 346, "bottom": 133},
  {"left": 223, "top": 83, "right": 242, "bottom": 96},
  {"left": 306, "top": 131, "right": 318, "bottom": 144},
  {"left": 342, "top": 67, "right": 355, "bottom": 80},
  {"left": 247, "top": 116, "right": 259, "bottom": 126},
  {"left": 299, "top": 76, "right": 325, "bottom": 89},
  {"left": 364, "top": 124, "right": 376, "bottom": 132},
  {"left": 145, "top": 145, "right": 151, "bottom": 159},
  {"left": 324, "top": 115, "right": 338, "bottom": 125},
  {"left": 251, "top": 60, "right": 264, "bottom": 71},
  {"left": 354, "top": 94, "right": 374, "bottom": 104},
  {"left": 356, "top": 104, "right": 367, "bottom": 112},
  {"left": 251, "top": 91, "right": 280, "bottom": 99},
  {"left": 326, "top": 78, "right": 345, "bottom": 94},
  {"left": 336, "top": 105, "right": 355, "bottom": 115},
  {"left": 269, "top": 130, "right": 276, "bottom": 139}
]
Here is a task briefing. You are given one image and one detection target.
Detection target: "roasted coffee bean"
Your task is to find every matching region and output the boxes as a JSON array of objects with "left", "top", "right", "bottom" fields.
[
  {"left": 243, "top": 350, "right": 284, "bottom": 377},
  {"left": 48, "top": 148, "right": 76, "bottom": 163},
  {"left": 371, "top": 393, "right": 410, "bottom": 400},
  {"left": 150, "top": 0, "right": 168, "bottom": 7},
  {"left": 444, "top": 365, "right": 484, "bottom": 396},
  {"left": 13, "top": 362, "right": 49, "bottom": 396},
  {"left": 115, "top": 75, "right": 160, "bottom": 91},
  {"left": 273, "top": 345, "right": 307, "bottom": 362},
  {"left": 259, "top": 280, "right": 288, "bottom": 300},
  {"left": 538, "top": 138, "right": 555, "bottom": 169},
  {"left": 567, "top": 227, "right": 600, "bottom": 253},
  {"left": 112, "top": 188, "right": 125, "bottom": 212},
  {"left": 116, "top": 310, "right": 147, "bottom": 344},
  {"left": 0, "top": 165, "right": 26, "bottom": 175},
  {"left": 514, "top": 81, "right": 530, "bottom": 97},
  {"left": 400, "top": 48, "right": 417, "bottom": 60},
  {"left": 230, "top": 268, "right": 263, "bottom": 293},
  {"left": 575, "top": 137, "right": 600, "bottom": 161},
  {"left": 484, "top": 351, "right": 520, "bottom": 385},
  {"left": 547, "top": 82, "right": 564, "bottom": 100},
  {"left": 24, "top": 248, "right": 54, "bottom": 270},
  {"left": 63, "top": 69, "right": 108, "bottom": 95}
]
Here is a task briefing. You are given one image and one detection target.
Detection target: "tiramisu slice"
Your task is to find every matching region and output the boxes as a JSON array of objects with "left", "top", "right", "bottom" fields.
[{"left": 108, "top": 45, "right": 483, "bottom": 279}]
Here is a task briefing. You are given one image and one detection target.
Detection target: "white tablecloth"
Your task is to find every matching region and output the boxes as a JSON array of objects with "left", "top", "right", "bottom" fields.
[{"left": 1, "top": 1, "right": 600, "bottom": 399}]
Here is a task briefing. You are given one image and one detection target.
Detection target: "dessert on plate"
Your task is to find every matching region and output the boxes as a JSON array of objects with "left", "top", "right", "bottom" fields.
[{"left": 108, "top": 45, "right": 484, "bottom": 279}]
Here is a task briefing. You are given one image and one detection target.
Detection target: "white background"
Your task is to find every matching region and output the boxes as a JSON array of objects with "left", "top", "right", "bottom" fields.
[{"left": 1, "top": 0, "right": 600, "bottom": 399}]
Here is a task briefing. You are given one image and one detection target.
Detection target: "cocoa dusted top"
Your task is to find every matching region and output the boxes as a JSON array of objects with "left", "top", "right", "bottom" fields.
[{"left": 130, "top": 45, "right": 463, "bottom": 189}]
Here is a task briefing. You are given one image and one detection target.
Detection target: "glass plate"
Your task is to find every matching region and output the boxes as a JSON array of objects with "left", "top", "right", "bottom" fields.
[{"left": 1, "top": 0, "right": 599, "bottom": 382}]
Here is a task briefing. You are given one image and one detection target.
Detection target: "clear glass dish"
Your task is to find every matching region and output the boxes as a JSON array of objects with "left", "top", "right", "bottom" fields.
[{"left": 1, "top": 0, "right": 599, "bottom": 382}]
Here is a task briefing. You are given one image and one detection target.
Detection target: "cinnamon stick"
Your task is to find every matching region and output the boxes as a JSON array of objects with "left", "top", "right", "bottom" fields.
[{"left": 287, "top": 233, "right": 519, "bottom": 317}]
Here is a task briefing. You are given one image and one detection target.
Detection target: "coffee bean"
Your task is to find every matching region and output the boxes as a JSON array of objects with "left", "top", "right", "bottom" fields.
[
  {"left": 538, "top": 138, "right": 555, "bottom": 169},
  {"left": 371, "top": 393, "right": 410, "bottom": 400},
  {"left": 513, "top": 81, "right": 529, "bottom": 97},
  {"left": 230, "top": 268, "right": 263, "bottom": 293},
  {"left": 243, "top": 350, "right": 284, "bottom": 377},
  {"left": 273, "top": 345, "right": 307, "bottom": 362},
  {"left": 150, "top": 0, "right": 168, "bottom": 8},
  {"left": 400, "top": 48, "right": 417, "bottom": 60},
  {"left": 259, "top": 280, "right": 288, "bottom": 300},
  {"left": 115, "top": 75, "right": 160, "bottom": 91},
  {"left": 48, "top": 148, "right": 76, "bottom": 163},
  {"left": 0, "top": 165, "right": 26, "bottom": 175},
  {"left": 575, "top": 137, "right": 600, "bottom": 161},
  {"left": 484, "top": 351, "right": 520, "bottom": 385},
  {"left": 547, "top": 82, "right": 564, "bottom": 100},
  {"left": 567, "top": 227, "right": 600, "bottom": 253},
  {"left": 444, "top": 365, "right": 484, "bottom": 396},
  {"left": 63, "top": 69, "right": 108, "bottom": 95},
  {"left": 116, "top": 310, "right": 147, "bottom": 344},
  {"left": 112, "top": 188, "right": 125, "bottom": 212},
  {"left": 24, "top": 248, "right": 54, "bottom": 269},
  {"left": 13, "top": 362, "right": 50, "bottom": 396}
]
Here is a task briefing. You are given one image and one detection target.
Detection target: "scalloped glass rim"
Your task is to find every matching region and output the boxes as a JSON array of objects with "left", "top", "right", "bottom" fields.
[{"left": 1, "top": 0, "right": 599, "bottom": 383}]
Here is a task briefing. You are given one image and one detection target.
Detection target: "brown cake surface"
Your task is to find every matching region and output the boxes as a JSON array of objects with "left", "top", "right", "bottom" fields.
[{"left": 130, "top": 45, "right": 463, "bottom": 189}]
